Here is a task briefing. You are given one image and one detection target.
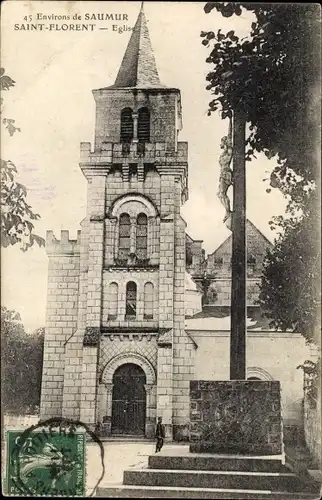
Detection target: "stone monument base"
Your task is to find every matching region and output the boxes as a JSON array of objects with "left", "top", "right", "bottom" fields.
[{"left": 189, "top": 380, "right": 282, "bottom": 455}]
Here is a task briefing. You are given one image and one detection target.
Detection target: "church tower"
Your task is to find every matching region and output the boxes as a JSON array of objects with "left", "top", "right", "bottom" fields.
[{"left": 40, "top": 4, "right": 193, "bottom": 439}]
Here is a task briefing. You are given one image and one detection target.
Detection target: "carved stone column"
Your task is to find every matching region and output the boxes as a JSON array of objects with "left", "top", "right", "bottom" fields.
[
  {"left": 130, "top": 215, "right": 137, "bottom": 256},
  {"left": 110, "top": 217, "right": 118, "bottom": 262},
  {"left": 101, "top": 383, "right": 114, "bottom": 436},
  {"left": 132, "top": 112, "right": 138, "bottom": 141},
  {"left": 144, "top": 384, "right": 156, "bottom": 438},
  {"left": 148, "top": 216, "right": 154, "bottom": 261}
]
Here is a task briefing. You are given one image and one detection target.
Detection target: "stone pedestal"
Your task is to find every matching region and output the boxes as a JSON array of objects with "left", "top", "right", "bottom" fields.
[{"left": 189, "top": 380, "right": 282, "bottom": 455}]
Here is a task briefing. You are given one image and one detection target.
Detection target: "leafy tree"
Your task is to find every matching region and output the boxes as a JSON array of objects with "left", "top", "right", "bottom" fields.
[
  {"left": 1, "top": 68, "right": 45, "bottom": 250},
  {"left": 202, "top": 3, "right": 321, "bottom": 344},
  {"left": 258, "top": 191, "right": 321, "bottom": 344},
  {"left": 1, "top": 306, "right": 44, "bottom": 413},
  {"left": 201, "top": 3, "right": 320, "bottom": 188}
]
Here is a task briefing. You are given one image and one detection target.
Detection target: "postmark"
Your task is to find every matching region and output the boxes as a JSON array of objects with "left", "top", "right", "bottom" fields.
[{"left": 4, "top": 418, "right": 105, "bottom": 497}]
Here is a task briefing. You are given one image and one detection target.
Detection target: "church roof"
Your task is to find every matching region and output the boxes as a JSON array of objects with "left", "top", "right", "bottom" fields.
[
  {"left": 110, "top": 4, "right": 165, "bottom": 89},
  {"left": 208, "top": 219, "right": 273, "bottom": 258},
  {"left": 185, "top": 306, "right": 273, "bottom": 331}
]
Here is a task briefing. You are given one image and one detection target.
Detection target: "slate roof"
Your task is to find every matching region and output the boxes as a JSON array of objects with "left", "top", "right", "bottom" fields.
[{"left": 109, "top": 4, "right": 165, "bottom": 89}]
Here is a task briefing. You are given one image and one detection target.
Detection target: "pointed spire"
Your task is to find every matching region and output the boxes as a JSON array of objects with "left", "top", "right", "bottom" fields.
[{"left": 113, "top": 4, "right": 162, "bottom": 88}]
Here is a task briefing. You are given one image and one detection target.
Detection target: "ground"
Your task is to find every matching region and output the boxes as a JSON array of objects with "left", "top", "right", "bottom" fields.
[{"left": 86, "top": 441, "right": 184, "bottom": 494}]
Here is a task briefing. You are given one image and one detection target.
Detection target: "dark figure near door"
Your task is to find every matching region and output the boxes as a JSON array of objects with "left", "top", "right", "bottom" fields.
[{"left": 155, "top": 416, "right": 165, "bottom": 453}]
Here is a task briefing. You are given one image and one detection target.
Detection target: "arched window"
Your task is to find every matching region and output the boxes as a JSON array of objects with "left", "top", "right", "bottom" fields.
[
  {"left": 138, "top": 107, "right": 150, "bottom": 142},
  {"left": 120, "top": 108, "right": 133, "bottom": 143},
  {"left": 126, "top": 282, "right": 137, "bottom": 319},
  {"left": 118, "top": 213, "right": 131, "bottom": 261},
  {"left": 136, "top": 213, "right": 148, "bottom": 260},
  {"left": 247, "top": 377, "right": 261, "bottom": 381},
  {"left": 108, "top": 282, "right": 118, "bottom": 320},
  {"left": 144, "top": 282, "right": 154, "bottom": 319}
]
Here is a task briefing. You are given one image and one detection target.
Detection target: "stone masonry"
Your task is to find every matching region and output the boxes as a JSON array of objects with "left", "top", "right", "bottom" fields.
[
  {"left": 190, "top": 380, "right": 283, "bottom": 455},
  {"left": 40, "top": 5, "right": 192, "bottom": 439}
]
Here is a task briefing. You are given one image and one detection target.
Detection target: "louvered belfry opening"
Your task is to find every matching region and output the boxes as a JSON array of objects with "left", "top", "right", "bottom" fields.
[
  {"left": 120, "top": 108, "right": 134, "bottom": 143},
  {"left": 138, "top": 107, "right": 150, "bottom": 143}
]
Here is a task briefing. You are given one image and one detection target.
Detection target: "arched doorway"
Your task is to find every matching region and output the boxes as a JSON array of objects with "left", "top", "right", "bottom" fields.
[
  {"left": 247, "top": 377, "right": 261, "bottom": 381},
  {"left": 111, "top": 363, "right": 146, "bottom": 435}
]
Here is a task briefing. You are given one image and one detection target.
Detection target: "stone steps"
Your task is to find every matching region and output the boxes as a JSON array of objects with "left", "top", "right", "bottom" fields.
[
  {"left": 148, "top": 455, "right": 287, "bottom": 472},
  {"left": 123, "top": 468, "right": 319, "bottom": 492},
  {"left": 97, "top": 451, "right": 321, "bottom": 499},
  {"left": 97, "top": 484, "right": 319, "bottom": 499}
]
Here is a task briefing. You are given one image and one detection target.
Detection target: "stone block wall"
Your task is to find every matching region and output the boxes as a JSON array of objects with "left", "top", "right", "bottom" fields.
[
  {"left": 206, "top": 220, "right": 271, "bottom": 280},
  {"left": 42, "top": 65, "right": 188, "bottom": 436},
  {"left": 105, "top": 167, "right": 161, "bottom": 213},
  {"left": 40, "top": 232, "right": 80, "bottom": 420},
  {"left": 62, "top": 221, "right": 89, "bottom": 420},
  {"left": 173, "top": 196, "right": 196, "bottom": 440},
  {"left": 101, "top": 270, "right": 159, "bottom": 326},
  {"left": 93, "top": 89, "right": 179, "bottom": 150},
  {"left": 156, "top": 173, "right": 176, "bottom": 436},
  {"left": 203, "top": 278, "right": 261, "bottom": 306},
  {"left": 190, "top": 380, "right": 282, "bottom": 455},
  {"left": 190, "top": 330, "right": 311, "bottom": 427}
]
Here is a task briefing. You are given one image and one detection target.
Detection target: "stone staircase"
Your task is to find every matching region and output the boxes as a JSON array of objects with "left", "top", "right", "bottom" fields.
[{"left": 97, "top": 449, "right": 321, "bottom": 499}]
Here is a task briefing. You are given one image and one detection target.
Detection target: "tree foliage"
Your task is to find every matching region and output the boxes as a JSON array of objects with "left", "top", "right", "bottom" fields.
[
  {"left": 1, "top": 306, "right": 44, "bottom": 413},
  {"left": 202, "top": 3, "right": 320, "bottom": 187},
  {"left": 1, "top": 68, "right": 45, "bottom": 250},
  {"left": 297, "top": 358, "right": 320, "bottom": 408},
  {"left": 258, "top": 191, "right": 321, "bottom": 343},
  {"left": 202, "top": 3, "right": 321, "bottom": 342}
]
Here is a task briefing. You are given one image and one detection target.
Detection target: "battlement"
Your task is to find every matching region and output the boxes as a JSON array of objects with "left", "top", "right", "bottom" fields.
[
  {"left": 80, "top": 141, "right": 188, "bottom": 166},
  {"left": 46, "top": 230, "right": 81, "bottom": 256}
]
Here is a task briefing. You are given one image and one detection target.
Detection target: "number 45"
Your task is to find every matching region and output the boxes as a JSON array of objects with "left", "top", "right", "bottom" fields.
[{"left": 23, "top": 15, "right": 32, "bottom": 22}]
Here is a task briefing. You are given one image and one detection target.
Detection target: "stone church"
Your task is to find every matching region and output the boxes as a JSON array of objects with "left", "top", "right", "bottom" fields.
[{"left": 40, "top": 5, "right": 313, "bottom": 440}]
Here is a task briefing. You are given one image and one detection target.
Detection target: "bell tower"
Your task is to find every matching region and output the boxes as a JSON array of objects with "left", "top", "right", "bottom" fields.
[{"left": 41, "top": 4, "right": 192, "bottom": 440}]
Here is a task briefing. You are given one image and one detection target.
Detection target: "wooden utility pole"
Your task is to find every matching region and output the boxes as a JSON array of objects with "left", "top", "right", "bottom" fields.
[{"left": 230, "top": 109, "right": 247, "bottom": 380}]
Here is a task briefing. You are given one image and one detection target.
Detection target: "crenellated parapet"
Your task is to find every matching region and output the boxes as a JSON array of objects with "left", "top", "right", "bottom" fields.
[
  {"left": 80, "top": 141, "right": 187, "bottom": 166},
  {"left": 46, "top": 230, "right": 81, "bottom": 256}
]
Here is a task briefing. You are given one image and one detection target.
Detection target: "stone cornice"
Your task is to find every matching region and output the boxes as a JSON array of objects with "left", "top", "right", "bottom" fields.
[
  {"left": 101, "top": 327, "right": 159, "bottom": 334},
  {"left": 103, "top": 265, "right": 159, "bottom": 272}
]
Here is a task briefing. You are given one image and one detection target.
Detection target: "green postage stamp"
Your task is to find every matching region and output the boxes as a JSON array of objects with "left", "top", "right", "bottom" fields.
[{"left": 5, "top": 428, "right": 85, "bottom": 497}]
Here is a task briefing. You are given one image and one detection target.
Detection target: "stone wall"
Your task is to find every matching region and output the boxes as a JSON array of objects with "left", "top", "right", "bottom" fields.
[
  {"left": 190, "top": 380, "right": 282, "bottom": 455},
  {"left": 93, "top": 89, "right": 179, "bottom": 150},
  {"left": 105, "top": 167, "right": 161, "bottom": 215},
  {"left": 40, "top": 232, "right": 80, "bottom": 420},
  {"left": 101, "top": 270, "right": 159, "bottom": 326},
  {"left": 188, "top": 329, "right": 311, "bottom": 426},
  {"left": 206, "top": 220, "right": 271, "bottom": 279},
  {"left": 173, "top": 208, "right": 196, "bottom": 440},
  {"left": 203, "top": 278, "right": 261, "bottom": 306}
]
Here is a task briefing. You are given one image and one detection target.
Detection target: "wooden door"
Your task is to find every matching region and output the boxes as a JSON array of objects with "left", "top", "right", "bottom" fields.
[{"left": 111, "top": 363, "right": 146, "bottom": 435}]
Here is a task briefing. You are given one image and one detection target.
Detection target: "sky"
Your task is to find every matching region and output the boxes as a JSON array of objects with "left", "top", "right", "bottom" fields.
[{"left": 1, "top": 1, "right": 287, "bottom": 332}]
